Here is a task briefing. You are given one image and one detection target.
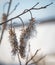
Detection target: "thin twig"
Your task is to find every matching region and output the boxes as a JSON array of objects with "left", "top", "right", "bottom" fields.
[
  {"left": 0, "top": 0, "right": 12, "bottom": 44},
  {"left": 26, "top": 43, "right": 30, "bottom": 64},
  {"left": 24, "top": 9, "right": 32, "bottom": 19},
  {"left": 10, "top": 20, "right": 12, "bottom": 30},
  {"left": 7, "top": 0, "right": 12, "bottom": 16},
  {"left": 0, "top": 2, "right": 53, "bottom": 25},
  {"left": 32, "top": 2, "right": 53, "bottom": 10},
  {"left": 9, "top": 2, "right": 19, "bottom": 15},
  {"left": 18, "top": 17, "right": 24, "bottom": 27},
  {"left": 25, "top": 49, "right": 40, "bottom": 65},
  {"left": 31, "top": 2, "right": 39, "bottom": 8},
  {"left": 18, "top": 53, "right": 22, "bottom": 65},
  {"left": 30, "top": 55, "right": 46, "bottom": 65}
]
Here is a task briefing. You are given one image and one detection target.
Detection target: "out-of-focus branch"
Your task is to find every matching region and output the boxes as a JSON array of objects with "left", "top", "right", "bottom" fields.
[
  {"left": 0, "top": 2, "right": 53, "bottom": 25},
  {"left": 18, "top": 17, "right": 24, "bottom": 27},
  {"left": 31, "top": 2, "right": 39, "bottom": 8},
  {"left": 7, "top": 0, "right": 12, "bottom": 16},
  {"left": 9, "top": 2, "right": 19, "bottom": 15},
  {"left": 18, "top": 53, "right": 22, "bottom": 65},
  {"left": 24, "top": 9, "right": 32, "bottom": 19},
  {"left": 25, "top": 49, "right": 40, "bottom": 65},
  {"left": 32, "top": 2, "right": 53, "bottom": 10},
  {"left": 26, "top": 43, "right": 30, "bottom": 63},
  {"left": 0, "top": 0, "right": 12, "bottom": 44},
  {"left": 30, "top": 55, "right": 46, "bottom": 65}
]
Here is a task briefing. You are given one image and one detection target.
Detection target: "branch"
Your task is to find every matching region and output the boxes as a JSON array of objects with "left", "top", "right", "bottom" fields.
[
  {"left": 24, "top": 9, "right": 32, "bottom": 19},
  {"left": 0, "top": 2, "right": 53, "bottom": 25},
  {"left": 32, "top": 2, "right": 53, "bottom": 10},
  {"left": 25, "top": 49, "right": 40, "bottom": 65},
  {"left": 31, "top": 2, "right": 39, "bottom": 8},
  {"left": 7, "top": 0, "right": 12, "bottom": 17},
  {"left": 18, "top": 17, "right": 24, "bottom": 27},
  {"left": 9, "top": 2, "right": 19, "bottom": 15},
  {"left": 26, "top": 43, "right": 30, "bottom": 64},
  {"left": 18, "top": 53, "right": 22, "bottom": 65},
  {"left": 0, "top": 0, "right": 12, "bottom": 44},
  {"left": 30, "top": 55, "right": 46, "bottom": 65}
]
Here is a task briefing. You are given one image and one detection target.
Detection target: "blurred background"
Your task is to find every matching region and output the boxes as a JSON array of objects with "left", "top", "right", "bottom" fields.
[{"left": 0, "top": 0, "right": 55, "bottom": 65}]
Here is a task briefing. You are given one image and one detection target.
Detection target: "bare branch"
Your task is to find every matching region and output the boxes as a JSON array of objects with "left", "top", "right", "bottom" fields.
[
  {"left": 18, "top": 17, "right": 24, "bottom": 27},
  {"left": 30, "top": 55, "right": 46, "bottom": 65},
  {"left": 24, "top": 9, "right": 32, "bottom": 19},
  {"left": 25, "top": 49, "right": 40, "bottom": 65},
  {"left": 10, "top": 20, "right": 12, "bottom": 29},
  {"left": 26, "top": 43, "right": 30, "bottom": 64},
  {"left": 0, "top": 28, "right": 5, "bottom": 44},
  {"left": 9, "top": 2, "right": 19, "bottom": 15},
  {"left": 18, "top": 53, "right": 22, "bottom": 65},
  {"left": 32, "top": 2, "right": 53, "bottom": 10},
  {"left": 0, "top": 0, "right": 12, "bottom": 44},
  {"left": 7, "top": 0, "right": 12, "bottom": 16},
  {"left": 0, "top": 14, "right": 7, "bottom": 44},
  {"left": 0, "top": 2, "right": 53, "bottom": 25},
  {"left": 31, "top": 2, "right": 39, "bottom": 8}
]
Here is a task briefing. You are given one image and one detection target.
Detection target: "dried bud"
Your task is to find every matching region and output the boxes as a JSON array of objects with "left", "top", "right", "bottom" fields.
[
  {"left": 2, "top": 13, "right": 7, "bottom": 29},
  {"left": 19, "top": 18, "right": 36, "bottom": 58},
  {"left": 2, "top": 13, "right": 7, "bottom": 21},
  {"left": 9, "top": 28, "right": 19, "bottom": 56}
]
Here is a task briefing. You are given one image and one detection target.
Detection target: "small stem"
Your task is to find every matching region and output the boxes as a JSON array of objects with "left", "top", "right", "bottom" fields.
[
  {"left": 18, "top": 53, "right": 22, "bottom": 65},
  {"left": 7, "top": 0, "right": 12, "bottom": 17},
  {"left": 18, "top": 17, "right": 24, "bottom": 28},
  {"left": 25, "top": 49, "right": 40, "bottom": 65}
]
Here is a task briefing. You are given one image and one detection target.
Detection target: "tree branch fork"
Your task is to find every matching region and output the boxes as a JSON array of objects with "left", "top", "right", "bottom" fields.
[{"left": 0, "top": 2, "right": 53, "bottom": 25}]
